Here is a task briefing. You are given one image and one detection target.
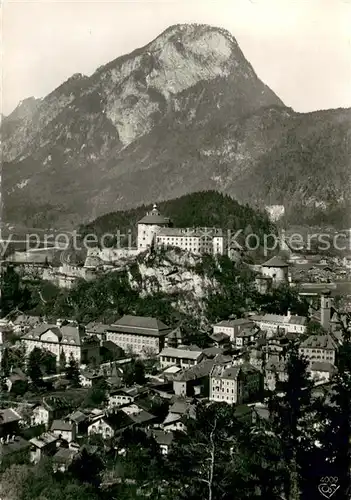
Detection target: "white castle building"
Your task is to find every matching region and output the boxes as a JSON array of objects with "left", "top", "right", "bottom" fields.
[
  {"left": 139, "top": 204, "right": 226, "bottom": 255},
  {"left": 85, "top": 204, "right": 227, "bottom": 265}
]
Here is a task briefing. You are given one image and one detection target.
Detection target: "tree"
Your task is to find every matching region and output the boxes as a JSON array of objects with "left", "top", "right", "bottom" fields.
[
  {"left": 0, "top": 463, "right": 31, "bottom": 500},
  {"left": 313, "top": 312, "right": 351, "bottom": 499},
  {"left": 83, "top": 380, "right": 107, "bottom": 408},
  {"left": 1, "top": 265, "right": 21, "bottom": 316},
  {"left": 306, "top": 320, "right": 327, "bottom": 336},
  {"left": 27, "top": 347, "right": 44, "bottom": 386},
  {"left": 167, "top": 402, "right": 267, "bottom": 500},
  {"left": 68, "top": 448, "right": 104, "bottom": 487},
  {"left": 11, "top": 379, "right": 29, "bottom": 396},
  {"left": 268, "top": 342, "right": 315, "bottom": 500},
  {"left": 59, "top": 350, "right": 66, "bottom": 373},
  {"left": 1, "top": 347, "right": 11, "bottom": 376},
  {"left": 65, "top": 353, "right": 80, "bottom": 386},
  {"left": 123, "top": 360, "right": 146, "bottom": 387},
  {"left": 40, "top": 350, "right": 57, "bottom": 375}
]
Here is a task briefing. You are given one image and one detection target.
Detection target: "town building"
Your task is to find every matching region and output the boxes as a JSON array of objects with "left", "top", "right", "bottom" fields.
[
  {"left": 137, "top": 204, "right": 172, "bottom": 251},
  {"left": 251, "top": 311, "right": 307, "bottom": 336},
  {"left": 107, "top": 386, "right": 146, "bottom": 409},
  {"left": 52, "top": 447, "right": 79, "bottom": 472},
  {"left": 137, "top": 204, "right": 227, "bottom": 255},
  {"left": 161, "top": 401, "right": 195, "bottom": 433},
  {"left": 31, "top": 397, "right": 71, "bottom": 429},
  {"left": 105, "top": 315, "right": 171, "bottom": 356},
  {"left": 29, "top": 432, "right": 59, "bottom": 463},
  {"left": 234, "top": 327, "right": 260, "bottom": 349},
  {"left": 164, "top": 326, "right": 184, "bottom": 348},
  {"left": 21, "top": 322, "right": 99, "bottom": 365},
  {"left": 158, "top": 347, "right": 204, "bottom": 369},
  {"left": 0, "top": 408, "right": 21, "bottom": 438},
  {"left": 212, "top": 318, "right": 254, "bottom": 342},
  {"left": 146, "top": 430, "right": 174, "bottom": 455},
  {"left": 261, "top": 256, "right": 289, "bottom": 285},
  {"left": 264, "top": 358, "right": 288, "bottom": 391},
  {"left": 79, "top": 369, "right": 104, "bottom": 388},
  {"left": 172, "top": 359, "right": 216, "bottom": 397},
  {"left": 308, "top": 361, "right": 336, "bottom": 383},
  {"left": 299, "top": 334, "right": 338, "bottom": 365},
  {"left": 50, "top": 420, "right": 76, "bottom": 443},
  {"left": 156, "top": 227, "right": 226, "bottom": 255},
  {"left": 209, "top": 362, "right": 262, "bottom": 405},
  {"left": 88, "top": 405, "right": 155, "bottom": 439},
  {"left": 320, "top": 290, "right": 333, "bottom": 331}
]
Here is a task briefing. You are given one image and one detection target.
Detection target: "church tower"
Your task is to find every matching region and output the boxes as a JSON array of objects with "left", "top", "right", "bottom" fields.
[
  {"left": 137, "top": 204, "right": 171, "bottom": 251},
  {"left": 320, "top": 290, "right": 332, "bottom": 331}
]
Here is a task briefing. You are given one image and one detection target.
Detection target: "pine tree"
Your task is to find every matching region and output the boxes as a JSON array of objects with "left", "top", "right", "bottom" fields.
[
  {"left": 65, "top": 353, "right": 80, "bottom": 386},
  {"left": 1, "top": 347, "right": 11, "bottom": 377},
  {"left": 27, "top": 347, "right": 43, "bottom": 386},
  {"left": 315, "top": 313, "right": 351, "bottom": 499},
  {"left": 268, "top": 341, "right": 315, "bottom": 500},
  {"left": 59, "top": 350, "right": 66, "bottom": 373}
]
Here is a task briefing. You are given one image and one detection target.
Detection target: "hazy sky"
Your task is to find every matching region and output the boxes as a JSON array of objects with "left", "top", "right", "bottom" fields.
[{"left": 2, "top": 0, "right": 351, "bottom": 115}]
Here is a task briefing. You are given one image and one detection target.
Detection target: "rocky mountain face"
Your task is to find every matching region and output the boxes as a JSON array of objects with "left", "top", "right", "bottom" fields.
[{"left": 2, "top": 23, "right": 350, "bottom": 229}]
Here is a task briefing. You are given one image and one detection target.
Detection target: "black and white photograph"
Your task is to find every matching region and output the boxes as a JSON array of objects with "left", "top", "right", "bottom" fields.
[{"left": 0, "top": 0, "right": 350, "bottom": 498}]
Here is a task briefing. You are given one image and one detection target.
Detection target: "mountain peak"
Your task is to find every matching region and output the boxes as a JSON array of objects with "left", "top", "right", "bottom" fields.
[{"left": 2, "top": 24, "right": 349, "bottom": 229}]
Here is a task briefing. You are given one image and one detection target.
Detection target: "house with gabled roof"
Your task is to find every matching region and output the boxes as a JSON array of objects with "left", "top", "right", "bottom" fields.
[
  {"left": 50, "top": 420, "right": 76, "bottom": 443},
  {"left": 146, "top": 429, "right": 174, "bottom": 455},
  {"left": 29, "top": 432, "right": 59, "bottom": 463},
  {"left": 172, "top": 359, "right": 216, "bottom": 397},
  {"left": 251, "top": 311, "right": 307, "bottom": 336},
  {"left": 107, "top": 385, "right": 148, "bottom": 409},
  {"left": 159, "top": 347, "right": 204, "bottom": 369},
  {"left": 12, "top": 314, "right": 42, "bottom": 334},
  {"left": 105, "top": 315, "right": 171, "bottom": 356},
  {"left": 21, "top": 322, "right": 85, "bottom": 364},
  {"left": 299, "top": 334, "right": 338, "bottom": 365},
  {"left": 210, "top": 362, "right": 262, "bottom": 405},
  {"left": 31, "top": 396, "right": 71, "bottom": 429},
  {"left": 0, "top": 408, "right": 22, "bottom": 438},
  {"left": 87, "top": 404, "right": 154, "bottom": 439},
  {"left": 212, "top": 318, "right": 254, "bottom": 342}
]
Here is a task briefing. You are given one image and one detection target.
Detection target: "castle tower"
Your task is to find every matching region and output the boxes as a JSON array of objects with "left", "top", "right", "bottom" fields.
[
  {"left": 320, "top": 290, "right": 332, "bottom": 331},
  {"left": 137, "top": 204, "right": 171, "bottom": 251},
  {"left": 261, "top": 255, "right": 289, "bottom": 286}
]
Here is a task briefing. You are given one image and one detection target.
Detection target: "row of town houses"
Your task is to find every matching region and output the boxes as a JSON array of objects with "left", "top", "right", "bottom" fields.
[{"left": 0, "top": 288, "right": 343, "bottom": 471}]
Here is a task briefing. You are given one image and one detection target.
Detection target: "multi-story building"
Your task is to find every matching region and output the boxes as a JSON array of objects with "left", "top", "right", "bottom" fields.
[
  {"left": 261, "top": 256, "right": 289, "bottom": 285},
  {"left": 209, "top": 362, "right": 262, "bottom": 405},
  {"left": 156, "top": 227, "right": 226, "bottom": 255},
  {"left": 212, "top": 319, "right": 254, "bottom": 343},
  {"left": 251, "top": 311, "right": 307, "bottom": 337},
  {"left": 22, "top": 322, "right": 85, "bottom": 364},
  {"left": 105, "top": 315, "right": 171, "bottom": 356},
  {"left": 31, "top": 397, "right": 71, "bottom": 429},
  {"left": 309, "top": 361, "right": 336, "bottom": 383},
  {"left": 264, "top": 358, "right": 288, "bottom": 391},
  {"left": 0, "top": 408, "right": 21, "bottom": 438},
  {"left": 299, "top": 334, "right": 338, "bottom": 365},
  {"left": 137, "top": 204, "right": 172, "bottom": 251},
  {"left": 137, "top": 204, "right": 226, "bottom": 255},
  {"left": 159, "top": 347, "right": 204, "bottom": 369}
]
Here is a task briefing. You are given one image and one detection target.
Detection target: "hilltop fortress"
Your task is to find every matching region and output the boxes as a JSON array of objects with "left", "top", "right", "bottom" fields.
[{"left": 85, "top": 204, "right": 228, "bottom": 264}]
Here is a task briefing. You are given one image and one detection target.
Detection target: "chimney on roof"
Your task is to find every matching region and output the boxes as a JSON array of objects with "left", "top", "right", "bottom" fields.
[{"left": 287, "top": 309, "right": 291, "bottom": 320}]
